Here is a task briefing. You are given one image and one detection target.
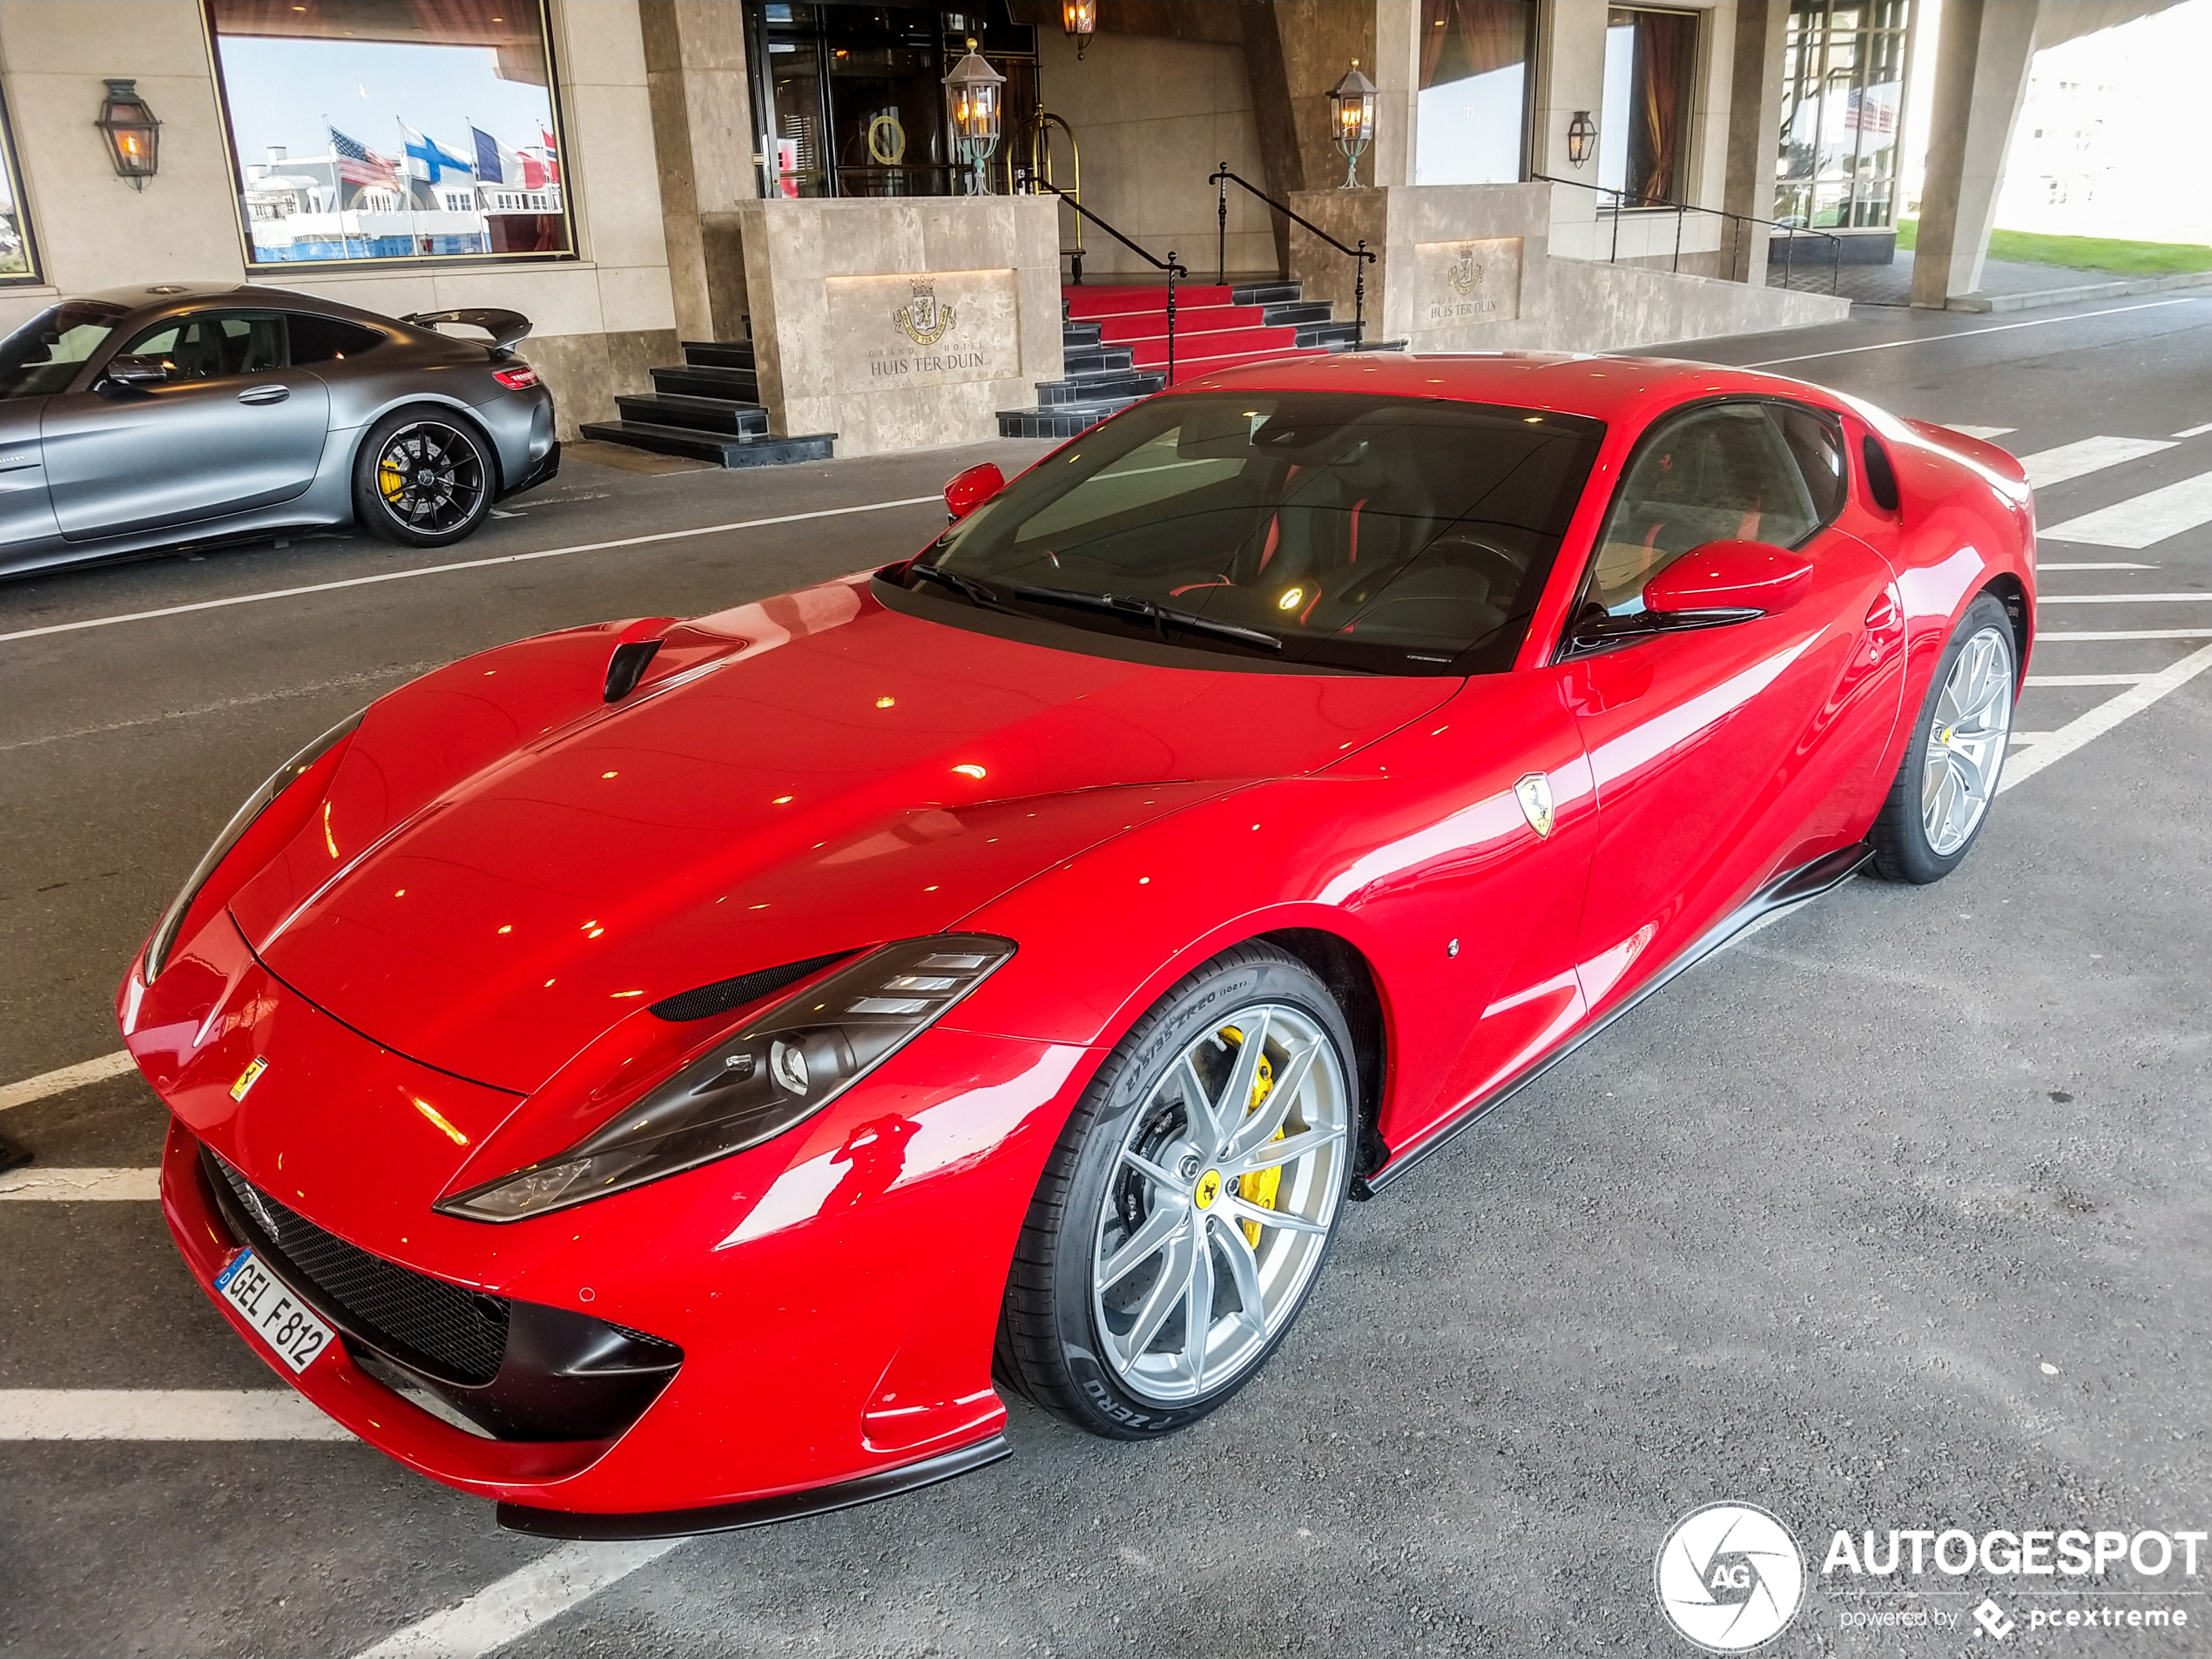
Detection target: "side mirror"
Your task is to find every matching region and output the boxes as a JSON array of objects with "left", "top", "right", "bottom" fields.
[
  {"left": 944, "top": 462, "right": 1005, "bottom": 523},
  {"left": 100, "top": 354, "right": 170, "bottom": 392},
  {"left": 1642, "top": 540, "right": 1814, "bottom": 620}
]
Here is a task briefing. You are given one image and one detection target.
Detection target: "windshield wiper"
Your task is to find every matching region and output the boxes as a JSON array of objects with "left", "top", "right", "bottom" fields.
[
  {"left": 907, "top": 560, "right": 1015, "bottom": 614},
  {"left": 1002, "top": 582, "right": 1284, "bottom": 654}
]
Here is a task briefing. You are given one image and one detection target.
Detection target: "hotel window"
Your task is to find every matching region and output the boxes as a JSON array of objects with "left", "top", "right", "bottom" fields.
[
  {"left": 744, "top": 3, "right": 1038, "bottom": 199},
  {"left": 203, "top": 0, "right": 573, "bottom": 266},
  {"left": 1777, "top": 0, "right": 1911, "bottom": 230},
  {"left": 1596, "top": 6, "right": 1701, "bottom": 206},
  {"left": 1414, "top": 0, "right": 1536, "bottom": 185},
  {"left": 0, "top": 85, "right": 37, "bottom": 285}
]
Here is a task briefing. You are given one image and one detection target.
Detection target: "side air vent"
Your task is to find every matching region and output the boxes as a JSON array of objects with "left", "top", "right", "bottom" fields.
[{"left": 648, "top": 949, "right": 855, "bottom": 1022}]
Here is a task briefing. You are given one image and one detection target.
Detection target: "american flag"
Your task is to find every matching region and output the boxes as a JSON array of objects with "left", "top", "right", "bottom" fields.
[
  {"left": 328, "top": 125, "right": 397, "bottom": 186},
  {"left": 1844, "top": 84, "right": 1898, "bottom": 137}
]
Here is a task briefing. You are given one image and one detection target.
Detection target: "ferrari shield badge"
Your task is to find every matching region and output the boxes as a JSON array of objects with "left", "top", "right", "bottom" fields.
[
  {"left": 1514, "top": 772, "right": 1555, "bottom": 840},
  {"left": 231, "top": 1056, "right": 268, "bottom": 1102}
]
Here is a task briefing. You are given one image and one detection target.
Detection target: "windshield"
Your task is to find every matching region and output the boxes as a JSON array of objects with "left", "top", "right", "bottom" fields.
[
  {"left": 907, "top": 391, "right": 1602, "bottom": 675},
  {"left": 0, "top": 302, "right": 129, "bottom": 401}
]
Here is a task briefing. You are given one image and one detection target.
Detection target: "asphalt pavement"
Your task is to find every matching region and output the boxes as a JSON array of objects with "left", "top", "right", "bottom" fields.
[{"left": 3, "top": 294, "right": 2208, "bottom": 1658}]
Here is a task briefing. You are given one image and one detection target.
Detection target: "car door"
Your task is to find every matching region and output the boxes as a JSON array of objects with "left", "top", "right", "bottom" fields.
[
  {"left": 40, "top": 309, "right": 333, "bottom": 541},
  {"left": 1560, "top": 399, "right": 1905, "bottom": 1017}
]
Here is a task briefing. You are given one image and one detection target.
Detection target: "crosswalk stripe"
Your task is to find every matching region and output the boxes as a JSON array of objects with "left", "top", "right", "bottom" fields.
[
  {"left": 0, "top": 1168, "right": 158, "bottom": 1201},
  {"left": 2036, "top": 593, "right": 2212, "bottom": 604},
  {"left": 2036, "top": 628, "right": 2212, "bottom": 640},
  {"left": 2001, "top": 639, "right": 2212, "bottom": 792},
  {"left": 0, "top": 1050, "right": 137, "bottom": 1111},
  {"left": 2036, "top": 562, "right": 2153, "bottom": 570},
  {"left": 2024, "top": 673, "right": 2156, "bottom": 687},
  {"left": 2040, "top": 472, "right": 2212, "bottom": 548},
  {"left": 352, "top": 1541, "right": 687, "bottom": 1659},
  {"left": 2018, "top": 435, "right": 2174, "bottom": 489},
  {"left": 2171, "top": 420, "right": 2212, "bottom": 439},
  {"left": 0, "top": 1389, "right": 354, "bottom": 1440}
]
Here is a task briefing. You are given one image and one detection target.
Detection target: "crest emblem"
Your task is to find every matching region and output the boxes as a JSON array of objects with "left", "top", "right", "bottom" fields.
[
  {"left": 231, "top": 1055, "right": 269, "bottom": 1101},
  {"left": 1514, "top": 772, "right": 1554, "bottom": 839},
  {"left": 1448, "top": 245, "right": 1485, "bottom": 296},
  {"left": 892, "top": 278, "right": 955, "bottom": 346}
]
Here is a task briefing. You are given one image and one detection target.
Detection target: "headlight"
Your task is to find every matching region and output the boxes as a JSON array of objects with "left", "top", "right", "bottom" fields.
[
  {"left": 144, "top": 711, "right": 364, "bottom": 983},
  {"left": 437, "top": 934, "right": 1015, "bottom": 1223}
]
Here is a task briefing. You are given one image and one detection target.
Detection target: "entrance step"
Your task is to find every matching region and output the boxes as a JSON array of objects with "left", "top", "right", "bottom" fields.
[
  {"left": 1039, "top": 370, "right": 1163, "bottom": 406},
  {"left": 679, "top": 340, "right": 756, "bottom": 370},
  {"left": 651, "top": 363, "right": 761, "bottom": 402},
  {"left": 584, "top": 334, "right": 835, "bottom": 470},
  {"left": 577, "top": 419, "right": 835, "bottom": 469},
  {"left": 614, "top": 393, "right": 771, "bottom": 435}
]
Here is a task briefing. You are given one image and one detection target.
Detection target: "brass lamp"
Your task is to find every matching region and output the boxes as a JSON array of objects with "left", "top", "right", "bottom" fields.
[
  {"left": 1062, "top": 0, "right": 1096, "bottom": 60},
  {"left": 943, "top": 38, "right": 1007, "bottom": 195},
  {"left": 1329, "top": 60, "right": 1377, "bottom": 189},
  {"left": 97, "top": 78, "right": 162, "bottom": 189}
]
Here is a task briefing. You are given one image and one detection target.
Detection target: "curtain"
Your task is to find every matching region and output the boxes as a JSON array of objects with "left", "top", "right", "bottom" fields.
[
  {"left": 1632, "top": 9, "right": 1694, "bottom": 205},
  {"left": 1421, "top": 0, "right": 1531, "bottom": 91}
]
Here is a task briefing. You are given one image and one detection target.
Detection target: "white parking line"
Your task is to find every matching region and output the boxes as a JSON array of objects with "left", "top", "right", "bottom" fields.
[
  {"left": 0, "top": 495, "right": 943, "bottom": 644},
  {"left": 0, "top": 1168, "right": 158, "bottom": 1200},
  {"left": 1946, "top": 425, "right": 2016, "bottom": 441},
  {"left": 2038, "top": 628, "right": 2212, "bottom": 640},
  {"left": 2036, "top": 562, "right": 2153, "bottom": 570},
  {"left": 2017, "top": 436, "right": 2175, "bottom": 489},
  {"left": 1742, "top": 297, "right": 2202, "bottom": 368},
  {"left": 2036, "top": 593, "right": 2212, "bottom": 604},
  {"left": 2040, "top": 471, "right": 2212, "bottom": 548},
  {"left": 0, "top": 1050, "right": 137, "bottom": 1111},
  {"left": 2172, "top": 420, "right": 2212, "bottom": 439},
  {"left": 0, "top": 1390, "right": 354, "bottom": 1440},
  {"left": 2001, "top": 639, "right": 2212, "bottom": 792},
  {"left": 2024, "top": 673, "right": 2157, "bottom": 687},
  {"left": 352, "top": 1541, "right": 686, "bottom": 1659}
]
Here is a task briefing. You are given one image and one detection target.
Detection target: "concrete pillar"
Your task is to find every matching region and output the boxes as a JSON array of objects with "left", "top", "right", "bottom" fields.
[
  {"left": 1722, "top": 0, "right": 1789, "bottom": 283},
  {"left": 1909, "top": 0, "right": 2039, "bottom": 307},
  {"left": 639, "top": 0, "right": 759, "bottom": 344}
]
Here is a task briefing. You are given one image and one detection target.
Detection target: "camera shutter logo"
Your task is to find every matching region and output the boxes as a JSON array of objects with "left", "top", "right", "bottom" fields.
[{"left": 1655, "top": 1503, "right": 1805, "bottom": 1652}]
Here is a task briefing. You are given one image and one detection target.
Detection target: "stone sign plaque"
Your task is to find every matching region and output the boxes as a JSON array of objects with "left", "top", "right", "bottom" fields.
[
  {"left": 1409, "top": 237, "right": 1524, "bottom": 331},
  {"left": 826, "top": 268, "right": 1020, "bottom": 395}
]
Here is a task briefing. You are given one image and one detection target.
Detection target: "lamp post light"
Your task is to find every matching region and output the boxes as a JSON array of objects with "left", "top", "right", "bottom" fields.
[
  {"left": 96, "top": 78, "right": 162, "bottom": 190},
  {"left": 1566, "top": 110, "right": 1596, "bottom": 168},
  {"left": 1329, "top": 60, "right": 1377, "bottom": 189},
  {"left": 1062, "top": 0, "right": 1096, "bottom": 60},
  {"left": 943, "top": 38, "right": 1006, "bottom": 195}
]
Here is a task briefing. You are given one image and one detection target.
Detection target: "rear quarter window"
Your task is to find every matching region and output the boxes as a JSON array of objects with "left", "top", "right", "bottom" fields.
[{"left": 287, "top": 314, "right": 385, "bottom": 364}]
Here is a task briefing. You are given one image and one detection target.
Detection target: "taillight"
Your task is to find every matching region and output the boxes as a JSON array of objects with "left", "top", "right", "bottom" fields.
[{"left": 493, "top": 365, "right": 539, "bottom": 390}]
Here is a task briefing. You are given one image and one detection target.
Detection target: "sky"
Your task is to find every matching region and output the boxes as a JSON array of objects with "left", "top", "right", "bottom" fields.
[{"left": 214, "top": 35, "right": 556, "bottom": 170}]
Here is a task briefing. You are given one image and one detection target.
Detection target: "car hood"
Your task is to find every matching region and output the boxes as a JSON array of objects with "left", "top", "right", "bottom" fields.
[{"left": 228, "top": 577, "right": 1453, "bottom": 1094}]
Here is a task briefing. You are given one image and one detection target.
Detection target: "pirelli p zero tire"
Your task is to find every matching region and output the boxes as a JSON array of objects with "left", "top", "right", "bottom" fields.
[
  {"left": 1869, "top": 592, "right": 2018, "bottom": 884},
  {"left": 353, "top": 407, "right": 496, "bottom": 548},
  {"left": 996, "top": 943, "right": 1358, "bottom": 1440}
]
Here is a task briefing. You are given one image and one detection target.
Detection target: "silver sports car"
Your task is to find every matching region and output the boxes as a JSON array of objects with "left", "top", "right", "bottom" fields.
[{"left": 0, "top": 282, "right": 558, "bottom": 577}]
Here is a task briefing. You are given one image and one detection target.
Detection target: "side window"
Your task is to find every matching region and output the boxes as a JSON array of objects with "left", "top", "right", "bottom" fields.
[
  {"left": 119, "top": 312, "right": 288, "bottom": 381},
  {"left": 287, "top": 314, "right": 384, "bottom": 364},
  {"left": 1770, "top": 403, "right": 1846, "bottom": 525},
  {"left": 1584, "top": 402, "right": 1822, "bottom": 615}
]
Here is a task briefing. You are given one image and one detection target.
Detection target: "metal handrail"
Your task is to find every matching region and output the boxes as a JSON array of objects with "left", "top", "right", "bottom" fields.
[
  {"left": 1529, "top": 172, "right": 1843, "bottom": 295},
  {"left": 1033, "top": 182, "right": 1189, "bottom": 386},
  {"left": 1210, "top": 163, "right": 1375, "bottom": 346}
]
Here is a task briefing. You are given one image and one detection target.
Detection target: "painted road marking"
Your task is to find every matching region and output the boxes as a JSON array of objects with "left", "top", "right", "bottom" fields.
[
  {"left": 0, "top": 1168, "right": 158, "bottom": 1200},
  {"left": 2025, "top": 673, "right": 2157, "bottom": 687},
  {"left": 2001, "top": 638, "right": 2212, "bottom": 793},
  {"left": 0, "top": 1051, "right": 136, "bottom": 1111},
  {"left": 2035, "top": 593, "right": 2212, "bottom": 605},
  {"left": 1946, "top": 425, "right": 2016, "bottom": 441},
  {"left": 0, "top": 1390, "right": 354, "bottom": 1440},
  {"left": 1743, "top": 298, "right": 2203, "bottom": 368},
  {"left": 351, "top": 1541, "right": 687, "bottom": 1659},
  {"left": 2040, "top": 471, "right": 2212, "bottom": 548},
  {"left": 2017, "top": 436, "right": 2175, "bottom": 489},
  {"left": 2035, "top": 562, "right": 2153, "bottom": 570},
  {"left": 0, "top": 495, "right": 944, "bottom": 644},
  {"left": 2037, "top": 628, "right": 2212, "bottom": 640},
  {"left": 2171, "top": 420, "right": 2212, "bottom": 439}
]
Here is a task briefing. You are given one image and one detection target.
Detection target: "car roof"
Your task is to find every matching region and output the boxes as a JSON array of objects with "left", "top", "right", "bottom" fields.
[
  {"left": 78, "top": 282, "right": 415, "bottom": 331},
  {"left": 1171, "top": 349, "right": 1838, "bottom": 429}
]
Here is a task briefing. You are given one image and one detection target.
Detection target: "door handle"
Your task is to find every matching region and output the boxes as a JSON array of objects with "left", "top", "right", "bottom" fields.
[{"left": 236, "top": 385, "right": 290, "bottom": 405}]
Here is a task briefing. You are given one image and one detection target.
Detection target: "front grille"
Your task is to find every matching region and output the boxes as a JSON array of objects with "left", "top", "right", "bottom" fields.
[
  {"left": 208, "top": 1154, "right": 509, "bottom": 1386},
  {"left": 649, "top": 948, "right": 853, "bottom": 1022}
]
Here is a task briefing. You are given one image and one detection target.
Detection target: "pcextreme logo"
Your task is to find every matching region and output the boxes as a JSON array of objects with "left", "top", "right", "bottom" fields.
[{"left": 1656, "top": 1503, "right": 1807, "bottom": 1652}]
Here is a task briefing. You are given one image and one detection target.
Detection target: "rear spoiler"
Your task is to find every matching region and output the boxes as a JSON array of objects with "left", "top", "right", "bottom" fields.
[{"left": 401, "top": 307, "right": 533, "bottom": 355}]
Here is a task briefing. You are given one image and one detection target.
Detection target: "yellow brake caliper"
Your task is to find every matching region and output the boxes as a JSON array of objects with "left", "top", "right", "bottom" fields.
[
  {"left": 1221, "top": 1026, "right": 1283, "bottom": 1247},
  {"left": 377, "top": 455, "right": 406, "bottom": 502}
]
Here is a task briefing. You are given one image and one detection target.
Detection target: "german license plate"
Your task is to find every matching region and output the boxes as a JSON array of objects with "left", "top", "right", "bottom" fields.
[{"left": 213, "top": 1248, "right": 334, "bottom": 1374}]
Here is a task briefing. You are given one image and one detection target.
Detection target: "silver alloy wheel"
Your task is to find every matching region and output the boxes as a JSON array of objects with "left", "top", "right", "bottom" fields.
[
  {"left": 1090, "top": 1002, "right": 1350, "bottom": 1404},
  {"left": 374, "top": 420, "right": 485, "bottom": 534},
  {"left": 1921, "top": 624, "right": 2015, "bottom": 856}
]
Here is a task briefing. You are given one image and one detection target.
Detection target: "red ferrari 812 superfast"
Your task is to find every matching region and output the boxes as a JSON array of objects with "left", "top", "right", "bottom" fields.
[{"left": 122, "top": 352, "right": 2035, "bottom": 1535}]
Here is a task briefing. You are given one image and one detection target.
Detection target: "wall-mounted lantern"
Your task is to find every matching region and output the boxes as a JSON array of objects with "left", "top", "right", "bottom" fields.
[
  {"left": 944, "top": 38, "right": 1006, "bottom": 195},
  {"left": 1566, "top": 110, "right": 1596, "bottom": 168},
  {"left": 1062, "top": 0, "right": 1096, "bottom": 60},
  {"left": 1329, "top": 59, "right": 1377, "bottom": 189},
  {"left": 96, "top": 78, "right": 162, "bottom": 189}
]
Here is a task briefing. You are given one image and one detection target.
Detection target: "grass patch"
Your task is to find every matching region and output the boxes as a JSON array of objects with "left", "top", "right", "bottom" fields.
[{"left": 1895, "top": 217, "right": 2212, "bottom": 274}]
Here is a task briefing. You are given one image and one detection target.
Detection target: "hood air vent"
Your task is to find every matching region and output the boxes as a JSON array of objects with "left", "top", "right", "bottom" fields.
[{"left": 648, "top": 949, "right": 855, "bottom": 1023}]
